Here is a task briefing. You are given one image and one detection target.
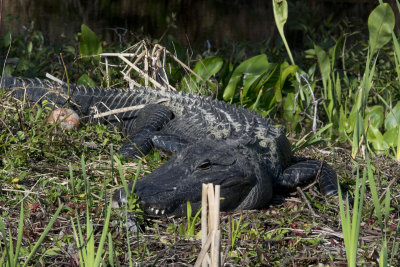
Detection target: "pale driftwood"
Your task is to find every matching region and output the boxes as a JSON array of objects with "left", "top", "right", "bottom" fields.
[
  {"left": 144, "top": 50, "right": 149, "bottom": 88},
  {"left": 45, "top": 73, "right": 65, "bottom": 85},
  {"left": 118, "top": 55, "right": 176, "bottom": 91},
  {"left": 201, "top": 184, "right": 208, "bottom": 267},
  {"left": 92, "top": 98, "right": 169, "bottom": 119},
  {"left": 214, "top": 185, "right": 220, "bottom": 231},
  {"left": 121, "top": 71, "right": 142, "bottom": 89},
  {"left": 198, "top": 184, "right": 221, "bottom": 267},
  {"left": 84, "top": 42, "right": 208, "bottom": 92},
  {"left": 105, "top": 57, "right": 110, "bottom": 88},
  {"left": 98, "top": 52, "right": 142, "bottom": 57},
  {"left": 159, "top": 45, "right": 204, "bottom": 82},
  {"left": 210, "top": 185, "right": 220, "bottom": 267},
  {"left": 212, "top": 230, "right": 221, "bottom": 267},
  {"left": 194, "top": 231, "right": 215, "bottom": 267}
]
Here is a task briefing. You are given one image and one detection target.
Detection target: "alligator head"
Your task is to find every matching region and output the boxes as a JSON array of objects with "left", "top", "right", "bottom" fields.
[{"left": 112, "top": 138, "right": 273, "bottom": 216}]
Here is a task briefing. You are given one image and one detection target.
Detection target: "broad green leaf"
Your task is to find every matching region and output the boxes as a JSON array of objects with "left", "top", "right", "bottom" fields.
[
  {"left": 314, "top": 44, "right": 331, "bottom": 91},
  {"left": 219, "top": 60, "right": 234, "bottom": 88},
  {"left": 274, "top": 63, "right": 298, "bottom": 102},
  {"left": 243, "top": 74, "right": 263, "bottom": 97},
  {"left": 385, "top": 101, "right": 400, "bottom": 130},
  {"left": 79, "top": 24, "right": 102, "bottom": 60},
  {"left": 193, "top": 56, "right": 223, "bottom": 82},
  {"left": 383, "top": 126, "right": 399, "bottom": 147},
  {"left": 181, "top": 57, "right": 223, "bottom": 93},
  {"left": 235, "top": 54, "right": 269, "bottom": 74},
  {"left": 272, "top": 0, "right": 294, "bottom": 65},
  {"left": 273, "top": 0, "right": 288, "bottom": 33},
  {"left": 283, "top": 92, "right": 301, "bottom": 130},
  {"left": 223, "top": 54, "right": 269, "bottom": 101},
  {"left": 368, "top": 3, "right": 395, "bottom": 55},
  {"left": 330, "top": 35, "right": 344, "bottom": 71},
  {"left": 244, "top": 63, "right": 278, "bottom": 99},
  {"left": 364, "top": 105, "right": 384, "bottom": 129},
  {"left": 367, "top": 127, "right": 389, "bottom": 152}
]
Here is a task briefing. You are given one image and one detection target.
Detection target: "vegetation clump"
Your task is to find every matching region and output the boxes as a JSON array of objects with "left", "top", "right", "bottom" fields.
[{"left": 0, "top": 1, "right": 399, "bottom": 266}]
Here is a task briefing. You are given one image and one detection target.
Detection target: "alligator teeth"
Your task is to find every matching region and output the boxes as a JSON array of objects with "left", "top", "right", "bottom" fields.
[
  {"left": 150, "top": 207, "right": 154, "bottom": 212},
  {"left": 161, "top": 210, "right": 165, "bottom": 215},
  {"left": 155, "top": 209, "right": 159, "bottom": 215}
]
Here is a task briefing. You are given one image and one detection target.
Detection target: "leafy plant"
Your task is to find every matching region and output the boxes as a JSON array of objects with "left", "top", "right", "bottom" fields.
[
  {"left": 181, "top": 56, "right": 223, "bottom": 94},
  {"left": 79, "top": 24, "right": 103, "bottom": 61},
  {"left": 338, "top": 167, "right": 367, "bottom": 267},
  {"left": 114, "top": 155, "right": 143, "bottom": 213},
  {"left": 350, "top": 3, "right": 395, "bottom": 157},
  {"left": 71, "top": 199, "right": 112, "bottom": 267},
  {"left": 0, "top": 203, "right": 64, "bottom": 266},
  {"left": 177, "top": 201, "right": 202, "bottom": 237},
  {"left": 230, "top": 215, "right": 250, "bottom": 249}
]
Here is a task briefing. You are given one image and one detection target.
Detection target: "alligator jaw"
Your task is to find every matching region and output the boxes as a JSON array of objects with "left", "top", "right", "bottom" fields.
[{"left": 112, "top": 138, "right": 261, "bottom": 216}]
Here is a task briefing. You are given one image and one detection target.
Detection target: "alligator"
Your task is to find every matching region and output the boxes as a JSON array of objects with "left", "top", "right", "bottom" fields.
[{"left": 2, "top": 76, "right": 339, "bottom": 216}]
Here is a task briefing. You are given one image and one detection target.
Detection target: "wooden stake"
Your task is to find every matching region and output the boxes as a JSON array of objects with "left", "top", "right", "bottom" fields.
[
  {"left": 198, "top": 183, "right": 221, "bottom": 267},
  {"left": 201, "top": 184, "right": 208, "bottom": 267},
  {"left": 194, "top": 231, "right": 214, "bottom": 267}
]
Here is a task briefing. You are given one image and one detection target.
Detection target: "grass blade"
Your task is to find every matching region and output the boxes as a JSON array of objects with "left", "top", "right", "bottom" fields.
[{"left": 22, "top": 204, "right": 64, "bottom": 267}]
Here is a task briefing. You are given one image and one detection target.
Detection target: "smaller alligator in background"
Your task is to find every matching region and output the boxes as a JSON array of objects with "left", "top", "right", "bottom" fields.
[{"left": 2, "top": 76, "right": 339, "bottom": 216}]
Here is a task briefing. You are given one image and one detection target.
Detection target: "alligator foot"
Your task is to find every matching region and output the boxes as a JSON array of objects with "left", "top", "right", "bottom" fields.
[{"left": 276, "top": 160, "right": 338, "bottom": 196}]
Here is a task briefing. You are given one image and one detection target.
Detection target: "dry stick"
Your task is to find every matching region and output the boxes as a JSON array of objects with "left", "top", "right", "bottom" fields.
[
  {"left": 105, "top": 57, "right": 110, "bottom": 88},
  {"left": 207, "top": 184, "right": 215, "bottom": 230},
  {"left": 157, "top": 45, "right": 204, "bottom": 82},
  {"left": 212, "top": 230, "right": 221, "bottom": 267},
  {"left": 118, "top": 55, "right": 176, "bottom": 90},
  {"left": 121, "top": 71, "right": 143, "bottom": 89},
  {"left": 204, "top": 184, "right": 221, "bottom": 267},
  {"left": 99, "top": 52, "right": 141, "bottom": 57},
  {"left": 201, "top": 184, "right": 208, "bottom": 267},
  {"left": 296, "top": 187, "right": 319, "bottom": 218},
  {"left": 378, "top": 176, "right": 397, "bottom": 203},
  {"left": 207, "top": 184, "right": 215, "bottom": 265},
  {"left": 144, "top": 51, "right": 149, "bottom": 88},
  {"left": 120, "top": 50, "right": 145, "bottom": 85},
  {"left": 45, "top": 73, "right": 65, "bottom": 85},
  {"left": 194, "top": 230, "right": 215, "bottom": 267},
  {"left": 92, "top": 98, "right": 169, "bottom": 119},
  {"left": 211, "top": 185, "right": 220, "bottom": 267},
  {"left": 214, "top": 185, "right": 220, "bottom": 229},
  {"left": 122, "top": 40, "right": 144, "bottom": 53}
]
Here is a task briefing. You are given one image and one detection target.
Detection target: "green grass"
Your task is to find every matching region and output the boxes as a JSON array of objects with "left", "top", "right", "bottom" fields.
[
  {"left": 1, "top": 1, "right": 400, "bottom": 265},
  {"left": 1, "top": 90, "right": 398, "bottom": 265}
]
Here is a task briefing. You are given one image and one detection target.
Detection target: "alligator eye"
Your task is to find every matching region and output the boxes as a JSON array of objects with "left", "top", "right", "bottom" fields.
[{"left": 196, "top": 160, "right": 211, "bottom": 170}]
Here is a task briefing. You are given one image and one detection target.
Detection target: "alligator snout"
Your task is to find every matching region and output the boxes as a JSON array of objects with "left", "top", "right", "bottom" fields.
[{"left": 112, "top": 139, "right": 261, "bottom": 216}]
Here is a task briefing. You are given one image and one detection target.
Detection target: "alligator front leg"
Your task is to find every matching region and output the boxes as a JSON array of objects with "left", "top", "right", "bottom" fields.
[
  {"left": 275, "top": 160, "right": 338, "bottom": 196},
  {"left": 150, "top": 133, "right": 190, "bottom": 156},
  {"left": 119, "top": 104, "right": 173, "bottom": 158}
]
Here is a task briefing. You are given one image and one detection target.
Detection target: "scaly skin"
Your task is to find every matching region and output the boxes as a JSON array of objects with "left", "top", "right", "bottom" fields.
[{"left": 2, "top": 76, "right": 338, "bottom": 216}]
